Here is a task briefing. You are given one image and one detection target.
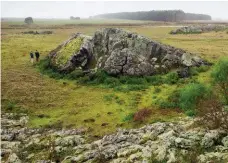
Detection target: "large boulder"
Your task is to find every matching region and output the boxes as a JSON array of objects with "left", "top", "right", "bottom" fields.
[{"left": 49, "top": 28, "right": 210, "bottom": 76}]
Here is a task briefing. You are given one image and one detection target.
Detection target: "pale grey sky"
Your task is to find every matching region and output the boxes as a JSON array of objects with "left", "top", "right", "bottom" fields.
[{"left": 1, "top": 1, "right": 228, "bottom": 20}]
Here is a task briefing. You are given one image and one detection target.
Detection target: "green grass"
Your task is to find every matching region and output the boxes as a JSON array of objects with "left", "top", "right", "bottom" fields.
[{"left": 2, "top": 24, "right": 228, "bottom": 137}]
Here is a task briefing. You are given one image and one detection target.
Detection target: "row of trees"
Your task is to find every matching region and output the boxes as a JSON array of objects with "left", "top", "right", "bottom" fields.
[{"left": 93, "top": 10, "right": 211, "bottom": 22}]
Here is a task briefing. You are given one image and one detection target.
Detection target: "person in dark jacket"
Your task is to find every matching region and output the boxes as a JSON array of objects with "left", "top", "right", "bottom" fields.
[
  {"left": 35, "top": 50, "right": 40, "bottom": 62},
  {"left": 30, "top": 51, "right": 34, "bottom": 64}
]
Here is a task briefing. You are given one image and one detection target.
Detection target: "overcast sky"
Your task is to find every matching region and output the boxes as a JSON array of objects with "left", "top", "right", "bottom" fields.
[{"left": 1, "top": 1, "right": 228, "bottom": 20}]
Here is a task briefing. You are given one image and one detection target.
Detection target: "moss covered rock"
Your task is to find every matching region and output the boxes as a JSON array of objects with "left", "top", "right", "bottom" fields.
[{"left": 49, "top": 28, "right": 210, "bottom": 76}]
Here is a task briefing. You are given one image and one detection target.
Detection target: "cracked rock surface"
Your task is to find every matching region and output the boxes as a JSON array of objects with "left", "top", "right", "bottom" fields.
[
  {"left": 49, "top": 28, "right": 210, "bottom": 76},
  {"left": 1, "top": 112, "right": 228, "bottom": 163}
]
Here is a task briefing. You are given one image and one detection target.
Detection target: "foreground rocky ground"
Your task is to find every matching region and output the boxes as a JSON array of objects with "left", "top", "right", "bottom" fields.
[{"left": 1, "top": 112, "right": 228, "bottom": 163}]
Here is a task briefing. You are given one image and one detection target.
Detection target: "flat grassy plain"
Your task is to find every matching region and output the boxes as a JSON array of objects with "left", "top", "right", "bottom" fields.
[
  {"left": 2, "top": 21, "right": 228, "bottom": 138},
  {"left": 2, "top": 18, "right": 157, "bottom": 25}
]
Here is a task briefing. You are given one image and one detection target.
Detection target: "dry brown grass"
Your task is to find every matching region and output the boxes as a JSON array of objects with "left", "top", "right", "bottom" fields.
[{"left": 197, "top": 97, "right": 228, "bottom": 130}]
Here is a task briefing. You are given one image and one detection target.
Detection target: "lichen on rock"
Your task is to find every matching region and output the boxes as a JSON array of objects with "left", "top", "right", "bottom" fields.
[
  {"left": 49, "top": 28, "right": 211, "bottom": 76},
  {"left": 55, "top": 37, "right": 84, "bottom": 67}
]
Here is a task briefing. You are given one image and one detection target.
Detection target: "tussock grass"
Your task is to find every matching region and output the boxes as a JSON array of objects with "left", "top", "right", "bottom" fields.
[{"left": 2, "top": 25, "right": 227, "bottom": 137}]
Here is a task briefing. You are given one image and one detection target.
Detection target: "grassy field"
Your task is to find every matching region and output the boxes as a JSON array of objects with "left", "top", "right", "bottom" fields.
[
  {"left": 2, "top": 18, "right": 157, "bottom": 25},
  {"left": 2, "top": 22, "right": 228, "bottom": 138}
]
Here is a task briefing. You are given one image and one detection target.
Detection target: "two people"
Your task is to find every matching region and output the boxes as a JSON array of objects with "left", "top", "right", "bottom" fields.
[{"left": 30, "top": 50, "right": 40, "bottom": 64}]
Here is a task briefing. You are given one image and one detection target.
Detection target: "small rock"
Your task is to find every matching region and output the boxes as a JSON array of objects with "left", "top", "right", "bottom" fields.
[
  {"left": 222, "top": 136, "right": 228, "bottom": 147},
  {"left": 8, "top": 153, "right": 21, "bottom": 163}
]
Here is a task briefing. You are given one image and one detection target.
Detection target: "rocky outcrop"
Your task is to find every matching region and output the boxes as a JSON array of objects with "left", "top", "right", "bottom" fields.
[
  {"left": 170, "top": 25, "right": 228, "bottom": 34},
  {"left": 22, "top": 31, "right": 53, "bottom": 35},
  {"left": 1, "top": 112, "right": 228, "bottom": 163},
  {"left": 49, "top": 28, "right": 210, "bottom": 76}
]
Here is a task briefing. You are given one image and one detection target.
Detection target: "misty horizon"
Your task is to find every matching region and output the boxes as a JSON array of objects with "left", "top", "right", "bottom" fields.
[{"left": 1, "top": 1, "right": 228, "bottom": 20}]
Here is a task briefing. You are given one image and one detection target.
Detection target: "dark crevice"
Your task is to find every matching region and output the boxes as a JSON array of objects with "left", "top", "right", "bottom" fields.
[{"left": 120, "top": 56, "right": 128, "bottom": 74}]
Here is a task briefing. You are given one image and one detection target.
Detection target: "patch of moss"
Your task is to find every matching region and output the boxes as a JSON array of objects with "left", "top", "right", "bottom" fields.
[{"left": 56, "top": 37, "right": 83, "bottom": 66}]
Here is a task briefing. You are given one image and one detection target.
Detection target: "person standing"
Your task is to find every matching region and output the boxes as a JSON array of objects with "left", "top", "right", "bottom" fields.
[
  {"left": 35, "top": 50, "right": 40, "bottom": 62},
  {"left": 30, "top": 51, "right": 34, "bottom": 64}
]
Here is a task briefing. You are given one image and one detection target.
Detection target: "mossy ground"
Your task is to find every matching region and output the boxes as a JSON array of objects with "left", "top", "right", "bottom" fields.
[{"left": 2, "top": 22, "right": 228, "bottom": 137}]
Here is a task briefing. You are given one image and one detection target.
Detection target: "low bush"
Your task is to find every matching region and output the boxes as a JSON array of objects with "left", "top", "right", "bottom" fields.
[
  {"left": 145, "top": 75, "right": 163, "bottom": 85},
  {"left": 133, "top": 108, "right": 152, "bottom": 122},
  {"left": 77, "top": 76, "right": 90, "bottom": 84},
  {"left": 179, "top": 83, "right": 210, "bottom": 112},
  {"left": 164, "top": 72, "right": 179, "bottom": 84},
  {"left": 158, "top": 83, "right": 210, "bottom": 116},
  {"left": 154, "top": 87, "right": 161, "bottom": 94},
  {"left": 125, "top": 84, "right": 149, "bottom": 91},
  {"left": 122, "top": 113, "right": 134, "bottom": 122},
  {"left": 104, "top": 77, "right": 120, "bottom": 87},
  {"left": 6, "top": 101, "right": 16, "bottom": 111},
  {"left": 159, "top": 101, "right": 178, "bottom": 109},
  {"left": 211, "top": 58, "right": 228, "bottom": 104},
  {"left": 67, "top": 69, "right": 85, "bottom": 79},
  {"left": 197, "top": 97, "right": 228, "bottom": 130},
  {"left": 125, "top": 77, "right": 147, "bottom": 85},
  {"left": 190, "top": 66, "right": 210, "bottom": 76},
  {"left": 158, "top": 89, "right": 180, "bottom": 109}
]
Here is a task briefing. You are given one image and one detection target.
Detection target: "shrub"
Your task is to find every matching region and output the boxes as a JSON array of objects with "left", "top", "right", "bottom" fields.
[
  {"left": 211, "top": 58, "right": 228, "bottom": 104},
  {"left": 197, "top": 97, "right": 228, "bottom": 130},
  {"left": 125, "top": 77, "right": 147, "bottom": 85},
  {"left": 189, "top": 67, "right": 199, "bottom": 76},
  {"left": 190, "top": 66, "right": 210, "bottom": 76},
  {"left": 125, "top": 84, "right": 149, "bottom": 91},
  {"left": 133, "top": 108, "right": 152, "bottom": 122},
  {"left": 164, "top": 72, "right": 179, "bottom": 84},
  {"left": 6, "top": 101, "right": 16, "bottom": 111},
  {"left": 145, "top": 75, "right": 163, "bottom": 85},
  {"left": 159, "top": 101, "right": 178, "bottom": 109},
  {"left": 185, "top": 110, "right": 196, "bottom": 117},
  {"left": 179, "top": 83, "right": 210, "bottom": 112},
  {"left": 119, "top": 76, "right": 129, "bottom": 84},
  {"left": 67, "top": 69, "right": 84, "bottom": 79},
  {"left": 196, "top": 66, "right": 210, "bottom": 73},
  {"left": 158, "top": 89, "right": 180, "bottom": 109},
  {"left": 90, "top": 70, "right": 109, "bottom": 84},
  {"left": 77, "top": 76, "right": 90, "bottom": 84},
  {"left": 122, "top": 113, "right": 134, "bottom": 122},
  {"left": 38, "top": 58, "right": 52, "bottom": 71},
  {"left": 104, "top": 77, "right": 120, "bottom": 87},
  {"left": 154, "top": 87, "right": 161, "bottom": 94}
]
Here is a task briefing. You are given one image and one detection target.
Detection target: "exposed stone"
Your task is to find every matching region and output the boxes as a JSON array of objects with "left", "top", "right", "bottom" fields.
[
  {"left": 170, "top": 25, "right": 228, "bottom": 34},
  {"left": 22, "top": 31, "right": 53, "bottom": 35},
  {"left": 201, "top": 130, "right": 220, "bottom": 148},
  {"left": 175, "top": 137, "right": 196, "bottom": 149},
  {"left": 55, "top": 135, "right": 85, "bottom": 147},
  {"left": 49, "top": 28, "right": 210, "bottom": 76},
  {"left": 1, "top": 112, "right": 228, "bottom": 163},
  {"left": 7, "top": 153, "right": 21, "bottom": 163},
  {"left": 222, "top": 136, "right": 228, "bottom": 147}
]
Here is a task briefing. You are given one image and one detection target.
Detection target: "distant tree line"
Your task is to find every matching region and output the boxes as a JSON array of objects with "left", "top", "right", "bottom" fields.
[
  {"left": 184, "top": 13, "right": 211, "bottom": 20},
  {"left": 70, "top": 16, "right": 80, "bottom": 20},
  {"left": 92, "top": 10, "right": 211, "bottom": 22}
]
